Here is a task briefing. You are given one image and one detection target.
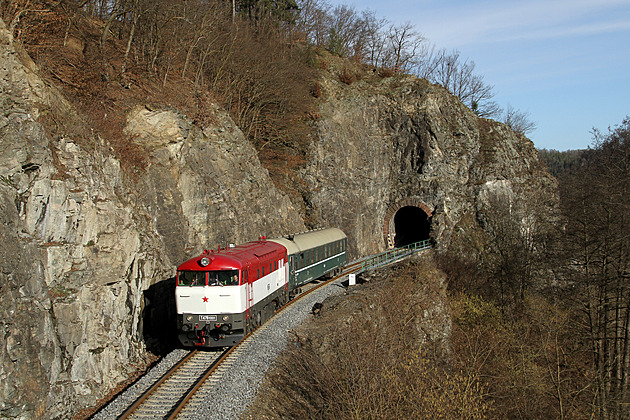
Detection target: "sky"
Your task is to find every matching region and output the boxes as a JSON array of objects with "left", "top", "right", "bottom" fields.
[{"left": 327, "top": 0, "right": 630, "bottom": 150}]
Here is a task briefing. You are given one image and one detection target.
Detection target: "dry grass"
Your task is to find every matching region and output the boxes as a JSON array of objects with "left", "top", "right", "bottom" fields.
[{"left": 244, "top": 257, "right": 490, "bottom": 419}]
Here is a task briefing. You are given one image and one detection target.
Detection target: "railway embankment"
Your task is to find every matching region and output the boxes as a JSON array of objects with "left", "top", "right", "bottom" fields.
[{"left": 245, "top": 251, "right": 457, "bottom": 419}]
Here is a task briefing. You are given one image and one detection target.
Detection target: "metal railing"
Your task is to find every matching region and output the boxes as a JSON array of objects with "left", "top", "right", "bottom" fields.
[{"left": 354, "top": 239, "right": 431, "bottom": 275}]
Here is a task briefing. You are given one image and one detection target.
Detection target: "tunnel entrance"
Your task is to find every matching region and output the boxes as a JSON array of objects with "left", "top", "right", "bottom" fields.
[{"left": 393, "top": 206, "right": 431, "bottom": 247}]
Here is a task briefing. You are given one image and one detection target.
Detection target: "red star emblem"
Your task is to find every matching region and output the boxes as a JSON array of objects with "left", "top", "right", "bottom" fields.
[{"left": 202, "top": 296, "right": 208, "bottom": 302}]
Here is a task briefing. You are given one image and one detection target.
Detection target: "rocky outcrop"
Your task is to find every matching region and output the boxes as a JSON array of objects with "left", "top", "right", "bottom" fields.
[
  {"left": 305, "top": 60, "right": 556, "bottom": 258},
  {"left": 0, "top": 18, "right": 303, "bottom": 418}
]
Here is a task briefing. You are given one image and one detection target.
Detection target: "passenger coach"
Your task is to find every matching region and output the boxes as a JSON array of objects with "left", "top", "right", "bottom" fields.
[{"left": 175, "top": 228, "right": 347, "bottom": 348}]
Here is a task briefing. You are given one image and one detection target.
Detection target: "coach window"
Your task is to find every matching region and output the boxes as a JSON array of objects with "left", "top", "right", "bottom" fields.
[{"left": 257, "top": 268, "right": 260, "bottom": 279}]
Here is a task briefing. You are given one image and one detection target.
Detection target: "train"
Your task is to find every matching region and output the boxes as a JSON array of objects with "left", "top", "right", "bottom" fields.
[{"left": 175, "top": 228, "right": 348, "bottom": 348}]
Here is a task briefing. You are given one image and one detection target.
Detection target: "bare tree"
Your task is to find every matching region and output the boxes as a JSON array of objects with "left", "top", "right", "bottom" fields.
[
  {"left": 385, "top": 22, "right": 424, "bottom": 73},
  {"left": 295, "top": 0, "right": 331, "bottom": 46},
  {"left": 415, "top": 49, "right": 500, "bottom": 118},
  {"left": 360, "top": 9, "right": 388, "bottom": 67},
  {"left": 561, "top": 117, "right": 630, "bottom": 419},
  {"left": 503, "top": 104, "right": 537, "bottom": 135},
  {"left": 325, "top": 4, "right": 361, "bottom": 57}
]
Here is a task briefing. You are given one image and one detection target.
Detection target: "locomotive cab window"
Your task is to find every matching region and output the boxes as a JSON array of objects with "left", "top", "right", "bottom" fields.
[
  {"left": 208, "top": 270, "right": 239, "bottom": 286},
  {"left": 178, "top": 271, "right": 206, "bottom": 286}
]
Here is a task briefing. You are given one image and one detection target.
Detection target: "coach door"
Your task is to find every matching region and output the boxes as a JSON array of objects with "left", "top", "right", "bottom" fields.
[
  {"left": 245, "top": 271, "right": 253, "bottom": 319},
  {"left": 289, "top": 255, "right": 295, "bottom": 289}
]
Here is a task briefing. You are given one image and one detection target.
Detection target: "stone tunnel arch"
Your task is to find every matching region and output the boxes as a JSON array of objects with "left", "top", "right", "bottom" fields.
[{"left": 383, "top": 200, "right": 433, "bottom": 249}]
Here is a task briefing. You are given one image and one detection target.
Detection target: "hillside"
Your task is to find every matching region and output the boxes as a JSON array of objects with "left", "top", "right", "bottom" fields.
[{"left": 0, "top": 2, "right": 564, "bottom": 418}]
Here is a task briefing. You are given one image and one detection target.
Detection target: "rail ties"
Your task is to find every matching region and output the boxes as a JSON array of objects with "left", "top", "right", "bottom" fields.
[{"left": 119, "top": 350, "right": 227, "bottom": 420}]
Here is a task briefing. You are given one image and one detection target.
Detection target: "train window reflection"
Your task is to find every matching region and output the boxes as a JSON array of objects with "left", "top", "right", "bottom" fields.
[{"left": 178, "top": 271, "right": 206, "bottom": 286}]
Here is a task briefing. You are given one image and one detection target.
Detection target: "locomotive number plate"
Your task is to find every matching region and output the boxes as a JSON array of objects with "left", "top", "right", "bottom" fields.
[{"left": 199, "top": 315, "right": 217, "bottom": 321}]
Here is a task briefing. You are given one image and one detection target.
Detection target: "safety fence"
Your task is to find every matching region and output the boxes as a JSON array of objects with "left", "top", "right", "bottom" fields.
[{"left": 354, "top": 239, "right": 431, "bottom": 275}]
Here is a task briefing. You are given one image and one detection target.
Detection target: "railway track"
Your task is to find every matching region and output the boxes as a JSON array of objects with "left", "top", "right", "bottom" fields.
[
  {"left": 118, "top": 349, "right": 227, "bottom": 419},
  {"left": 117, "top": 267, "right": 352, "bottom": 419},
  {"left": 113, "top": 242, "right": 429, "bottom": 419}
]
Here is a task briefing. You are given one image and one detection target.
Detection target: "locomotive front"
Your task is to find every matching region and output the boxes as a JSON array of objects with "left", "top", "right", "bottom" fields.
[
  {"left": 176, "top": 251, "right": 246, "bottom": 347},
  {"left": 175, "top": 241, "right": 288, "bottom": 348}
]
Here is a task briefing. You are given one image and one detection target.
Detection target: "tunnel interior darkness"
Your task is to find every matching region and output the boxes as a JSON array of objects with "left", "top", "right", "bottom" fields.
[{"left": 393, "top": 206, "right": 431, "bottom": 247}]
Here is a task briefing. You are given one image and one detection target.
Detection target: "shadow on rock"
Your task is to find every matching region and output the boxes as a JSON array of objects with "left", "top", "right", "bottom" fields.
[{"left": 142, "top": 277, "right": 180, "bottom": 355}]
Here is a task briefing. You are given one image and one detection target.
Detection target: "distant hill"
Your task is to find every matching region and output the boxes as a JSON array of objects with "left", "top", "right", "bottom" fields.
[{"left": 537, "top": 148, "right": 588, "bottom": 178}]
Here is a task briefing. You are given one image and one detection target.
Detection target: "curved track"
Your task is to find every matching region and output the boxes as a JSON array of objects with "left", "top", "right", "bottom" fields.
[
  {"left": 117, "top": 244, "right": 427, "bottom": 419},
  {"left": 118, "top": 266, "right": 354, "bottom": 419}
]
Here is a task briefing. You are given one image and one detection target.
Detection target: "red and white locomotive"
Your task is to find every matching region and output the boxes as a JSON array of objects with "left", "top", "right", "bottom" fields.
[{"left": 176, "top": 228, "right": 347, "bottom": 347}]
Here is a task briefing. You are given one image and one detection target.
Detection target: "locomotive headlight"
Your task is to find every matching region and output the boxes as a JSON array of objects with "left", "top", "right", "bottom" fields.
[
  {"left": 186, "top": 315, "right": 193, "bottom": 322},
  {"left": 200, "top": 257, "right": 210, "bottom": 267},
  {"left": 222, "top": 315, "right": 229, "bottom": 321}
]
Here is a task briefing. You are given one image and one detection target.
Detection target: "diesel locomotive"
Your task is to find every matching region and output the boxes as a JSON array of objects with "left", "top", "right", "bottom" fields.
[{"left": 175, "top": 228, "right": 347, "bottom": 348}]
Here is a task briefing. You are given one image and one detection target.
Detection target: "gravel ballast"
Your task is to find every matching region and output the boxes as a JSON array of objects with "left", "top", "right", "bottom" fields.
[{"left": 92, "top": 277, "right": 347, "bottom": 419}]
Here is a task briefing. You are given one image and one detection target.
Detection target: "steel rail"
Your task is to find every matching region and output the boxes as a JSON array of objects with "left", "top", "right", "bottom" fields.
[
  {"left": 166, "top": 339, "right": 243, "bottom": 419},
  {"left": 118, "top": 349, "right": 227, "bottom": 419},
  {"left": 118, "top": 350, "right": 198, "bottom": 419}
]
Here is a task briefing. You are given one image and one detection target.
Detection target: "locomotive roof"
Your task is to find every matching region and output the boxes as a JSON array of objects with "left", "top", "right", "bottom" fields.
[
  {"left": 177, "top": 240, "right": 286, "bottom": 271},
  {"left": 268, "top": 227, "right": 346, "bottom": 255}
]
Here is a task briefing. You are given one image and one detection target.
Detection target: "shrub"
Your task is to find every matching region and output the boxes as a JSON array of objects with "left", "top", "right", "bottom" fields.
[{"left": 339, "top": 66, "right": 356, "bottom": 85}]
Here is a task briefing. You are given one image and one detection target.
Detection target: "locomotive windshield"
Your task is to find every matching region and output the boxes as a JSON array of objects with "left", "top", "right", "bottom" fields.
[
  {"left": 177, "top": 270, "right": 239, "bottom": 286},
  {"left": 178, "top": 270, "right": 206, "bottom": 286},
  {"left": 209, "top": 270, "right": 239, "bottom": 286}
]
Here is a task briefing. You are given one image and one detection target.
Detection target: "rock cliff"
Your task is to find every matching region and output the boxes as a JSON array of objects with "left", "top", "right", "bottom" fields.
[
  {"left": 0, "top": 19, "right": 556, "bottom": 420},
  {"left": 0, "top": 18, "right": 303, "bottom": 418},
  {"left": 305, "top": 59, "right": 556, "bottom": 258}
]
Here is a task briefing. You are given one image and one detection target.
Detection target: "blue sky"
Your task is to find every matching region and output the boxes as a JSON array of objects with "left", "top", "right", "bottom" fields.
[{"left": 329, "top": 0, "right": 630, "bottom": 150}]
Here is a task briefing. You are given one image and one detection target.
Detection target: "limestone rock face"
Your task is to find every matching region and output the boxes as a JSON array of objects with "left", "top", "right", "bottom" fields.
[
  {"left": 0, "top": 19, "right": 303, "bottom": 418},
  {"left": 305, "top": 66, "right": 556, "bottom": 257}
]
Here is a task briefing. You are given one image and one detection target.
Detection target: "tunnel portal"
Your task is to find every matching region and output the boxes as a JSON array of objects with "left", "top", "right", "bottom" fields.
[
  {"left": 383, "top": 200, "right": 433, "bottom": 249},
  {"left": 393, "top": 206, "right": 431, "bottom": 247}
]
